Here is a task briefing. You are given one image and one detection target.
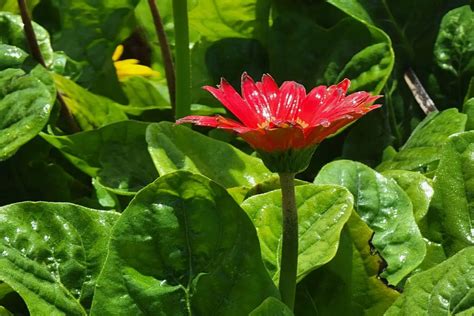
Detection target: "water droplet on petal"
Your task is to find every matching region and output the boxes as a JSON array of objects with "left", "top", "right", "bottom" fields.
[{"left": 320, "top": 119, "right": 330, "bottom": 127}]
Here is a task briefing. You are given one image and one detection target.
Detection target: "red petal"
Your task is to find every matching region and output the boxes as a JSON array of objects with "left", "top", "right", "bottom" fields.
[
  {"left": 203, "top": 78, "right": 260, "bottom": 128},
  {"left": 275, "top": 81, "right": 306, "bottom": 122},
  {"left": 176, "top": 115, "right": 250, "bottom": 133},
  {"left": 259, "top": 74, "right": 280, "bottom": 117},
  {"left": 241, "top": 72, "right": 272, "bottom": 122},
  {"left": 304, "top": 103, "right": 381, "bottom": 145},
  {"left": 298, "top": 85, "right": 328, "bottom": 123}
]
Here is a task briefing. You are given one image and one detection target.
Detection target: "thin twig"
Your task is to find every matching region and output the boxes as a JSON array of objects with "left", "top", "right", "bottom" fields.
[
  {"left": 404, "top": 68, "right": 438, "bottom": 114},
  {"left": 17, "top": 0, "right": 80, "bottom": 133},
  {"left": 147, "top": 0, "right": 176, "bottom": 113},
  {"left": 18, "top": 0, "right": 45, "bottom": 67}
]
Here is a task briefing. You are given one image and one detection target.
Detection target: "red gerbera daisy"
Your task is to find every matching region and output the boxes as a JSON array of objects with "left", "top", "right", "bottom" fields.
[{"left": 177, "top": 73, "right": 381, "bottom": 172}]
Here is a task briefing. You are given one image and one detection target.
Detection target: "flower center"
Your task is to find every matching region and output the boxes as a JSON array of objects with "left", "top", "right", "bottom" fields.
[{"left": 257, "top": 118, "right": 309, "bottom": 129}]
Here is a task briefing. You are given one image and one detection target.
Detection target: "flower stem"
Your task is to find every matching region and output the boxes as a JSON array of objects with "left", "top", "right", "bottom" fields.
[
  {"left": 147, "top": 0, "right": 176, "bottom": 114},
  {"left": 17, "top": 0, "right": 79, "bottom": 133},
  {"left": 172, "top": 0, "right": 191, "bottom": 119},
  {"left": 278, "top": 172, "right": 298, "bottom": 310}
]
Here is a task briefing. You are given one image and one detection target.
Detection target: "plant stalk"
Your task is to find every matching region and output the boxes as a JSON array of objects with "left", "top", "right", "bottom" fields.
[
  {"left": 18, "top": 0, "right": 45, "bottom": 67},
  {"left": 172, "top": 0, "right": 191, "bottom": 119},
  {"left": 278, "top": 172, "right": 298, "bottom": 310},
  {"left": 17, "top": 0, "right": 80, "bottom": 133},
  {"left": 147, "top": 0, "right": 176, "bottom": 113}
]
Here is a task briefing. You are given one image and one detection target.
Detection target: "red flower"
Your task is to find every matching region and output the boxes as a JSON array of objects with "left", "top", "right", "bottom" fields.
[{"left": 177, "top": 73, "right": 381, "bottom": 153}]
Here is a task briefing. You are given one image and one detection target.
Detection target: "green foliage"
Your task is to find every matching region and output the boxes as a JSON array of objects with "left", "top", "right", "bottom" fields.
[
  {"left": 378, "top": 109, "right": 467, "bottom": 174},
  {"left": 0, "top": 66, "right": 54, "bottom": 160},
  {"left": 295, "top": 212, "right": 400, "bottom": 316},
  {"left": 423, "top": 131, "right": 474, "bottom": 256},
  {"left": 315, "top": 160, "right": 426, "bottom": 286},
  {"left": 0, "top": 11, "right": 54, "bottom": 65},
  {"left": 53, "top": 74, "right": 128, "bottom": 130},
  {"left": 249, "top": 297, "right": 293, "bottom": 316},
  {"left": 433, "top": 6, "right": 474, "bottom": 106},
  {"left": 91, "top": 172, "right": 279, "bottom": 315},
  {"left": 41, "top": 121, "right": 157, "bottom": 195},
  {"left": 31, "top": 0, "right": 140, "bottom": 100},
  {"left": 0, "top": 202, "right": 119, "bottom": 314},
  {"left": 146, "top": 122, "right": 273, "bottom": 188},
  {"left": 382, "top": 170, "right": 433, "bottom": 223},
  {"left": 0, "top": 0, "right": 473, "bottom": 314},
  {"left": 241, "top": 184, "right": 352, "bottom": 283},
  {"left": 385, "top": 246, "right": 474, "bottom": 315}
]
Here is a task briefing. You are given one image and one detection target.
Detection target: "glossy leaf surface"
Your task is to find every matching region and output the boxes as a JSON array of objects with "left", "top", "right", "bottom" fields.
[
  {"left": 241, "top": 184, "right": 353, "bottom": 282},
  {"left": 53, "top": 74, "right": 127, "bottom": 130},
  {"left": 378, "top": 109, "right": 466, "bottom": 173},
  {"left": 0, "top": 12, "right": 54, "bottom": 65},
  {"left": 385, "top": 247, "right": 474, "bottom": 315},
  {"left": 0, "top": 202, "right": 119, "bottom": 315},
  {"left": 295, "top": 212, "right": 399, "bottom": 316},
  {"left": 315, "top": 160, "right": 426, "bottom": 285},
  {"left": 91, "top": 171, "right": 279, "bottom": 315},
  {"left": 382, "top": 170, "right": 433, "bottom": 223},
  {"left": 0, "top": 66, "right": 54, "bottom": 160},
  {"left": 146, "top": 122, "right": 273, "bottom": 188},
  {"left": 41, "top": 120, "right": 157, "bottom": 194},
  {"left": 424, "top": 131, "right": 474, "bottom": 255}
]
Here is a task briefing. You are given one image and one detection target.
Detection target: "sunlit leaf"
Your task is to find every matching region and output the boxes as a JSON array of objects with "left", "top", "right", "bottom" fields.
[
  {"left": 91, "top": 171, "right": 279, "bottom": 315},
  {"left": 0, "top": 202, "right": 119, "bottom": 314}
]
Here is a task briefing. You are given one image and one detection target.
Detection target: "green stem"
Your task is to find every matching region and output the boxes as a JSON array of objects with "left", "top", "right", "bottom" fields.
[
  {"left": 278, "top": 172, "right": 298, "bottom": 310},
  {"left": 172, "top": 0, "right": 191, "bottom": 119}
]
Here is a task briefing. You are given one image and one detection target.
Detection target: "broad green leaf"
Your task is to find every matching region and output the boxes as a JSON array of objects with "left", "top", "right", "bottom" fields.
[
  {"left": 244, "top": 176, "right": 308, "bottom": 200},
  {"left": 336, "top": 42, "right": 394, "bottom": 94},
  {"left": 241, "top": 184, "right": 353, "bottom": 282},
  {"left": 188, "top": 0, "right": 263, "bottom": 41},
  {"left": 0, "top": 44, "right": 27, "bottom": 70},
  {"left": 410, "top": 239, "right": 447, "bottom": 275},
  {"left": 423, "top": 131, "right": 474, "bottom": 256},
  {"left": 146, "top": 122, "right": 273, "bottom": 188},
  {"left": 385, "top": 247, "right": 474, "bottom": 316},
  {"left": 327, "top": 0, "right": 464, "bottom": 67},
  {"left": 0, "top": 66, "right": 54, "bottom": 160},
  {"left": 53, "top": 74, "right": 128, "bottom": 130},
  {"left": 403, "top": 109, "right": 467, "bottom": 148},
  {"left": 295, "top": 212, "right": 399, "bottom": 316},
  {"left": 0, "top": 12, "right": 54, "bottom": 66},
  {"left": 249, "top": 297, "right": 293, "bottom": 316},
  {"left": 382, "top": 170, "right": 434, "bottom": 223},
  {"left": 315, "top": 160, "right": 426, "bottom": 285},
  {"left": 377, "top": 109, "right": 467, "bottom": 173},
  {"left": 0, "top": 202, "right": 119, "bottom": 315},
  {"left": 44, "top": 0, "right": 139, "bottom": 100},
  {"left": 90, "top": 171, "right": 279, "bottom": 315},
  {"left": 433, "top": 6, "right": 474, "bottom": 106},
  {"left": 120, "top": 76, "right": 171, "bottom": 113},
  {"left": 41, "top": 120, "right": 157, "bottom": 195},
  {"left": 0, "top": 306, "right": 12, "bottom": 316}
]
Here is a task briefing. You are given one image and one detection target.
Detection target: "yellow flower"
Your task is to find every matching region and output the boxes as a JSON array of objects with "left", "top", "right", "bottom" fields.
[{"left": 112, "top": 45, "right": 160, "bottom": 81}]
